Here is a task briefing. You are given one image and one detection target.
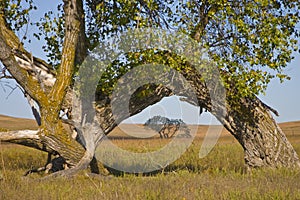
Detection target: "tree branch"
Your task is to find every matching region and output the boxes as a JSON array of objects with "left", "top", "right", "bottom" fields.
[
  {"left": 49, "top": 0, "right": 83, "bottom": 109},
  {"left": 0, "top": 129, "right": 46, "bottom": 152},
  {"left": 0, "top": 130, "right": 39, "bottom": 141},
  {"left": 0, "top": 14, "right": 49, "bottom": 105}
]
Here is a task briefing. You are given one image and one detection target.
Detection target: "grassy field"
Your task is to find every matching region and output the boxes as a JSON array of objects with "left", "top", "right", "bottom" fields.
[{"left": 1, "top": 115, "right": 300, "bottom": 199}]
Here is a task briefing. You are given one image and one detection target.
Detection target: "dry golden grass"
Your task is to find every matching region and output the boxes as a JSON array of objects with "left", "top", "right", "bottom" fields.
[
  {"left": 0, "top": 114, "right": 38, "bottom": 130},
  {"left": 1, "top": 115, "right": 300, "bottom": 199}
]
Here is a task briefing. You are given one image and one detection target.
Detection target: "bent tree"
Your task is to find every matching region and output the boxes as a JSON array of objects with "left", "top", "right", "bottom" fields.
[
  {"left": 144, "top": 116, "right": 191, "bottom": 138},
  {"left": 0, "top": 0, "right": 300, "bottom": 176}
]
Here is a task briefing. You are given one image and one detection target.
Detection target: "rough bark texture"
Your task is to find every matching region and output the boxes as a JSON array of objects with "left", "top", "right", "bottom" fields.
[
  {"left": 0, "top": 130, "right": 46, "bottom": 152},
  {"left": 0, "top": 0, "right": 86, "bottom": 169},
  {"left": 38, "top": 0, "right": 87, "bottom": 168},
  {"left": 223, "top": 98, "right": 300, "bottom": 168},
  {"left": 1, "top": 48, "right": 299, "bottom": 170},
  {"left": 92, "top": 61, "right": 300, "bottom": 168},
  {"left": 189, "top": 6, "right": 300, "bottom": 168}
]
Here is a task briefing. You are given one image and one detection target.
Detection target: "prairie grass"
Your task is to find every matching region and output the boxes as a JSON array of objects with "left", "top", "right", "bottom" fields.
[
  {"left": 1, "top": 121, "right": 300, "bottom": 199},
  {"left": 1, "top": 135, "right": 300, "bottom": 200}
]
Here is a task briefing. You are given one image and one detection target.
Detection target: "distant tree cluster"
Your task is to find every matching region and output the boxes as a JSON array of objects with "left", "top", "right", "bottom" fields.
[{"left": 144, "top": 116, "right": 191, "bottom": 139}]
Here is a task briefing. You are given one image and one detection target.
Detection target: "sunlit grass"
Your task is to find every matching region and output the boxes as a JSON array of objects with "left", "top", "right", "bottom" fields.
[{"left": 1, "top": 133, "right": 300, "bottom": 200}]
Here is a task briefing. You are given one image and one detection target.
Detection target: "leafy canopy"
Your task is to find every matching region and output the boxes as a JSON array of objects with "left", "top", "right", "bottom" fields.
[{"left": 3, "top": 0, "right": 300, "bottom": 98}]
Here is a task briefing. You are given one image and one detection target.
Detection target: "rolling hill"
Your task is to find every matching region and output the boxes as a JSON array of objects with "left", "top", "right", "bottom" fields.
[{"left": 0, "top": 114, "right": 299, "bottom": 137}]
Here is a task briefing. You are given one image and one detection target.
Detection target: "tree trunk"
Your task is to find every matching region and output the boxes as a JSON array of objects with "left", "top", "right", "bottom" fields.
[
  {"left": 189, "top": 13, "right": 300, "bottom": 168},
  {"left": 93, "top": 62, "right": 300, "bottom": 168},
  {"left": 223, "top": 98, "right": 300, "bottom": 168},
  {"left": 0, "top": 0, "right": 86, "bottom": 168},
  {"left": 1, "top": 52, "right": 299, "bottom": 170},
  {"left": 179, "top": 63, "right": 300, "bottom": 168},
  {"left": 0, "top": 1, "right": 299, "bottom": 174}
]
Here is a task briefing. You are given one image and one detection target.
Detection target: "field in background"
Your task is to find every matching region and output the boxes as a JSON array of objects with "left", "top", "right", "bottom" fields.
[
  {"left": 1, "top": 115, "right": 300, "bottom": 199},
  {"left": 0, "top": 114, "right": 38, "bottom": 131}
]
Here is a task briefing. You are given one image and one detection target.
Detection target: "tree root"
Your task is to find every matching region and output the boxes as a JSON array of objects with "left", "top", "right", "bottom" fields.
[
  {"left": 40, "top": 149, "right": 96, "bottom": 179},
  {"left": 24, "top": 154, "right": 68, "bottom": 176},
  {"left": 24, "top": 152, "right": 109, "bottom": 178}
]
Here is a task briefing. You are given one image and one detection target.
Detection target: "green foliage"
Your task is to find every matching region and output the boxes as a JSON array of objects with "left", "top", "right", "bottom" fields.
[
  {"left": 95, "top": 48, "right": 198, "bottom": 99},
  {"left": 4, "top": 0, "right": 300, "bottom": 98},
  {"left": 85, "top": 0, "right": 172, "bottom": 48},
  {"left": 34, "top": 3, "right": 64, "bottom": 67},
  {"left": 1, "top": 0, "right": 36, "bottom": 43},
  {"left": 172, "top": 0, "right": 300, "bottom": 97},
  {"left": 201, "top": 0, "right": 299, "bottom": 97}
]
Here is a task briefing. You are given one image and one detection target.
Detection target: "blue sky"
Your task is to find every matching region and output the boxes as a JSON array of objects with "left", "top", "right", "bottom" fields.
[{"left": 0, "top": 1, "right": 299, "bottom": 125}]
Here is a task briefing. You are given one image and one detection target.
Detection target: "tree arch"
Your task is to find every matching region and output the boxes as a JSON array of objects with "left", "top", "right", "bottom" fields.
[{"left": 0, "top": 0, "right": 299, "bottom": 177}]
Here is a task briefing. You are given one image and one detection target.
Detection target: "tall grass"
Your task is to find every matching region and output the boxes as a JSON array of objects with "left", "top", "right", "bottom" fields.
[{"left": 1, "top": 134, "right": 300, "bottom": 200}]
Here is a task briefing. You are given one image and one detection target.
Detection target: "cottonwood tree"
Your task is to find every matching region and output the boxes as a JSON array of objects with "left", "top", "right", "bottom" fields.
[{"left": 0, "top": 0, "right": 300, "bottom": 177}]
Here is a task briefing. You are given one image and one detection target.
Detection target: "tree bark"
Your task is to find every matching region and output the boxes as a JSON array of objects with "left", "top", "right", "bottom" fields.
[
  {"left": 1, "top": 50, "right": 299, "bottom": 170},
  {"left": 0, "top": 0, "right": 86, "bottom": 168},
  {"left": 223, "top": 98, "right": 300, "bottom": 168},
  {"left": 38, "top": 0, "right": 87, "bottom": 167},
  {"left": 92, "top": 61, "right": 300, "bottom": 168},
  {"left": 189, "top": 9, "right": 300, "bottom": 168},
  {"left": 178, "top": 63, "right": 300, "bottom": 168}
]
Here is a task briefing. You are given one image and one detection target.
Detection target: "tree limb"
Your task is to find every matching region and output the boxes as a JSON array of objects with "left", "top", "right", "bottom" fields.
[
  {"left": 0, "top": 129, "right": 49, "bottom": 152},
  {"left": 0, "top": 130, "right": 39, "bottom": 141},
  {"left": 49, "top": 0, "right": 83, "bottom": 108},
  {"left": 0, "top": 14, "right": 48, "bottom": 105}
]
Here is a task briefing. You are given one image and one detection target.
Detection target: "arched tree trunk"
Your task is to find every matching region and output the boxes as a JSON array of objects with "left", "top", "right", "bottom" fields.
[
  {"left": 178, "top": 64, "right": 300, "bottom": 168},
  {"left": 223, "top": 98, "right": 300, "bottom": 168},
  {"left": 89, "top": 62, "right": 300, "bottom": 168},
  {"left": 0, "top": 0, "right": 299, "bottom": 176},
  {"left": 1, "top": 44, "right": 299, "bottom": 171}
]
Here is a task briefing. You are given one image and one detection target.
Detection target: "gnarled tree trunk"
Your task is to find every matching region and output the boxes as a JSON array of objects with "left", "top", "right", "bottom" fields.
[
  {"left": 0, "top": 0, "right": 299, "bottom": 177},
  {"left": 0, "top": 0, "right": 86, "bottom": 171},
  {"left": 223, "top": 98, "right": 300, "bottom": 168}
]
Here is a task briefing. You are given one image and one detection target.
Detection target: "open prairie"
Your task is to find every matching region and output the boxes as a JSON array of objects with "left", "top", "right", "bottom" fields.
[{"left": 1, "top": 115, "right": 300, "bottom": 199}]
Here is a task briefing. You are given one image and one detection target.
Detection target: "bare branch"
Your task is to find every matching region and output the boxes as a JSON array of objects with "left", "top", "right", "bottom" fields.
[
  {"left": 0, "top": 130, "right": 39, "bottom": 141},
  {"left": 4, "top": 84, "right": 17, "bottom": 99},
  {"left": 0, "top": 75, "right": 13, "bottom": 80}
]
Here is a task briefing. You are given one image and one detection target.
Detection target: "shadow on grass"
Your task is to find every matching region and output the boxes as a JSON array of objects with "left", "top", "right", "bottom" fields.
[{"left": 103, "top": 163, "right": 208, "bottom": 177}]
